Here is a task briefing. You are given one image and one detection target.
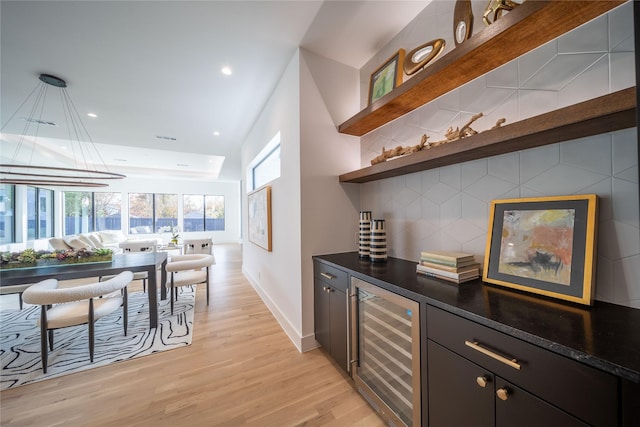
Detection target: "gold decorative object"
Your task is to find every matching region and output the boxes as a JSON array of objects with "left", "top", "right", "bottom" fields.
[
  {"left": 370, "top": 113, "right": 506, "bottom": 165},
  {"left": 403, "top": 39, "right": 445, "bottom": 76},
  {"left": 453, "top": 0, "right": 474, "bottom": 46},
  {"left": 483, "top": 0, "right": 525, "bottom": 26}
]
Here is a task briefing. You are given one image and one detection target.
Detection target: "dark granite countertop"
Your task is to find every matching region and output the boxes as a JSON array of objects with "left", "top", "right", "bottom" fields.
[{"left": 313, "top": 252, "right": 640, "bottom": 383}]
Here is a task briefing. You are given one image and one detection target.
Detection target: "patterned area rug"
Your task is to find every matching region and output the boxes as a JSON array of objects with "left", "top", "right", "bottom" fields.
[{"left": 0, "top": 286, "right": 195, "bottom": 390}]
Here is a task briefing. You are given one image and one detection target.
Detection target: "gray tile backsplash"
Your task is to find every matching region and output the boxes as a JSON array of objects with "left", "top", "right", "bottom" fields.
[{"left": 358, "top": 1, "right": 638, "bottom": 307}]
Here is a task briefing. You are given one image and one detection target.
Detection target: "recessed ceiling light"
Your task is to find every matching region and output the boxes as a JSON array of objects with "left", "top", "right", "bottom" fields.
[
  {"left": 87, "top": 113, "right": 97, "bottom": 118},
  {"left": 213, "top": 131, "right": 220, "bottom": 136},
  {"left": 221, "top": 66, "right": 232, "bottom": 76}
]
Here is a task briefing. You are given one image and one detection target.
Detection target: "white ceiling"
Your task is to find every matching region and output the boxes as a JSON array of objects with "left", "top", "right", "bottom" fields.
[{"left": 1, "top": 0, "right": 430, "bottom": 182}]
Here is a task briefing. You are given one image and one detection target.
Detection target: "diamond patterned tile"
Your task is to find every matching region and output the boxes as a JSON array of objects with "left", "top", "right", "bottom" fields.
[
  {"left": 521, "top": 53, "right": 606, "bottom": 91},
  {"left": 517, "top": 89, "right": 559, "bottom": 120},
  {"left": 462, "top": 158, "right": 488, "bottom": 189},
  {"left": 558, "top": 14, "right": 608, "bottom": 54},
  {"left": 613, "top": 255, "right": 640, "bottom": 303},
  {"left": 439, "top": 164, "right": 461, "bottom": 190},
  {"left": 612, "top": 178, "right": 640, "bottom": 228},
  {"left": 594, "top": 255, "right": 615, "bottom": 303},
  {"left": 598, "top": 219, "right": 640, "bottom": 259},
  {"left": 560, "top": 134, "right": 611, "bottom": 176},
  {"left": 461, "top": 193, "right": 489, "bottom": 229},
  {"left": 440, "top": 194, "right": 462, "bottom": 227},
  {"left": 424, "top": 181, "right": 458, "bottom": 204},
  {"left": 443, "top": 218, "right": 485, "bottom": 243},
  {"left": 610, "top": 52, "right": 636, "bottom": 91},
  {"left": 520, "top": 144, "right": 560, "bottom": 182},
  {"left": 580, "top": 178, "right": 612, "bottom": 222},
  {"left": 486, "top": 59, "right": 519, "bottom": 89},
  {"left": 519, "top": 40, "right": 557, "bottom": 85},
  {"left": 558, "top": 54, "right": 609, "bottom": 107},
  {"left": 488, "top": 152, "right": 519, "bottom": 184},
  {"left": 522, "top": 163, "right": 608, "bottom": 195},
  {"left": 609, "top": 1, "right": 634, "bottom": 51},
  {"left": 464, "top": 174, "right": 517, "bottom": 203},
  {"left": 419, "top": 103, "right": 460, "bottom": 133}
]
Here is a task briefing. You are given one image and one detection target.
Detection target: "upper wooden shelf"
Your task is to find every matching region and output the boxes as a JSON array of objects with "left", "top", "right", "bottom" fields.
[
  {"left": 339, "top": 87, "right": 636, "bottom": 183},
  {"left": 338, "top": 0, "right": 627, "bottom": 137}
]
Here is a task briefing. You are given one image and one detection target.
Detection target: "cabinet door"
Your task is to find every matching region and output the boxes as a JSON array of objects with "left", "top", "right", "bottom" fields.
[
  {"left": 495, "top": 377, "right": 588, "bottom": 427},
  {"left": 329, "top": 287, "right": 348, "bottom": 372},
  {"left": 314, "top": 280, "right": 331, "bottom": 351},
  {"left": 428, "top": 340, "right": 494, "bottom": 427}
]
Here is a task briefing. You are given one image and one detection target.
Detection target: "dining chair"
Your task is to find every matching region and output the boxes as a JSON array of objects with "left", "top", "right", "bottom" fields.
[
  {"left": 165, "top": 254, "right": 215, "bottom": 315},
  {"left": 182, "top": 238, "right": 213, "bottom": 255},
  {"left": 0, "top": 283, "right": 33, "bottom": 310},
  {"left": 22, "top": 271, "right": 133, "bottom": 373},
  {"left": 100, "top": 240, "right": 157, "bottom": 292}
]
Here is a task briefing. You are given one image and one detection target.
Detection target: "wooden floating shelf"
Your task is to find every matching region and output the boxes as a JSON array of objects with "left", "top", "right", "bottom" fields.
[
  {"left": 339, "top": 87, "right": 636, "bottom": 184},
  {"left": 338, "top": 0, "right": 627, "bottom": 137}
]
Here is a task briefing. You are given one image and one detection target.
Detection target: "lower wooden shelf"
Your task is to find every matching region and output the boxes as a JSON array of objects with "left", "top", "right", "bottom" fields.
[{"left": 339, "top": 87, "right": 636, "bottom": 184}]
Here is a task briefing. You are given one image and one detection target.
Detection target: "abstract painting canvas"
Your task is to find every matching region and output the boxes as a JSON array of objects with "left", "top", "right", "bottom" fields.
[{"left": 483, "top": 195, "right": 598, "bottom": 305}]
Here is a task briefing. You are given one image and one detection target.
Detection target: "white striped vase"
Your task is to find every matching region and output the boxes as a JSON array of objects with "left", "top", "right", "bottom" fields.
[
  {"left": 369, "top": 219, "right": 387, "bottom": 263},
  {"left": 358, "top": 211, "right": 372, "bottom": 259}
]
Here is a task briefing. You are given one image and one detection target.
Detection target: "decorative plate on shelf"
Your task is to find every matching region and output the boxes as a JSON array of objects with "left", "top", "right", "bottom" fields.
[{"left": 454, "top": 0, "right": 473, "bottom": 46}]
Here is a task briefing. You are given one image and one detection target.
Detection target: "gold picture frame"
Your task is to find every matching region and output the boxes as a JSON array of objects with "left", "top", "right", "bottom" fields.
[
  {"left": 483, "top": 194, "right": 598, "bottom": 305},
  {"left": 248, "top": 185, "right": 272, "bottom": 251},
  {"left": 369, "top": 49, "right": 405, "bottom": 105}
]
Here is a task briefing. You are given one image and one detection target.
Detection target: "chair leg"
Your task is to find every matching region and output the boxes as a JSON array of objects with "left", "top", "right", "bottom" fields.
[
  {"left": 19, "top": 292, "right": 24, "bottom": 310},
  {"left": 206, "top": 267, "right": 210, "bottom": 306},
  {"left": 123, "top": 286, "right": 128, "bottom": 336},
  {"left": 88, "top": 298, "right": 95, "bottom": 363},
  {"left": 48, "top": 329, "right": 54, "bottom": 351},
  {"left": 40, "top": 306, "right": 48, "bottom": 373},
  {"left": 171, "top": 274, "right": 175, "bottom": 315}
]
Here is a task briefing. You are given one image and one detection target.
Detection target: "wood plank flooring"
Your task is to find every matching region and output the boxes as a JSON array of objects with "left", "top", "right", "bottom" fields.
[{"left": 0, "top": 244, "right": 385, "bottom": 427}]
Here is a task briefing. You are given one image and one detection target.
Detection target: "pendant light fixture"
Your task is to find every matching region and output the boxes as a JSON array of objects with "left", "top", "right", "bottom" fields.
[{"left": 0, "top": 73, "right": 126, "bottom": 187}]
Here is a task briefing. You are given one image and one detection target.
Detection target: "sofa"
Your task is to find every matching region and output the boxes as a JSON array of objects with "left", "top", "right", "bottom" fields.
[{"left": 48, "top": 230, "right": 128, "bottom": 253}]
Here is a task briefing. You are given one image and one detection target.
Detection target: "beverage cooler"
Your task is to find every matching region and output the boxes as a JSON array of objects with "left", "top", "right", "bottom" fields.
[{"left": 350, "top": 277, "right": 421, "bottom": 426}]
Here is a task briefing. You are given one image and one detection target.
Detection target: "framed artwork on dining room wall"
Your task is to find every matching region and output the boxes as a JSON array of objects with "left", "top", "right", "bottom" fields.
[{"left": 248, "top": 185, "right": 272, "bottom": 251}]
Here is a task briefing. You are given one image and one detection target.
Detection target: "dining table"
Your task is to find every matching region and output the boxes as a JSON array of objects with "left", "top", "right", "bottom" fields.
[{"left": 0, "top": 252, "right": 168, "bottom": 329}]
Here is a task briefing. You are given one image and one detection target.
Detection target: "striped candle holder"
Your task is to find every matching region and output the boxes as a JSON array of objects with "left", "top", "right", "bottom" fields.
[
  {"left": 358, "top": 211, "right": 372, "bottom": 259},
  {"left": 369, "top": 219, "right": 387, "bottom": 263}
]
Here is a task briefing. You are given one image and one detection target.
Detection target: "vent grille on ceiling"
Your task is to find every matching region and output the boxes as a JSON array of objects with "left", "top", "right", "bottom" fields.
[{"left": 156, "top": 135, "right": 176, "bottom": 141}]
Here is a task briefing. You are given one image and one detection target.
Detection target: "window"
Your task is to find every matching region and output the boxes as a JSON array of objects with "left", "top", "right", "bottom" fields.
[
  {"left": 27, "top": 186, "right": 54, "bottom": 240},
  {"left": 95, "top": 192, "right": 122, "bottom": 231},
  {"left": 128, "top": 193, "right": 153, "bottom": 234},
  {"left": 63, "top": 191, "right": 93, "bottom": 235},
  {"left": 0, "top": 184, "right": 15, "bottom": 244},
  {"left": 155, "top": 194, "right": 178, "bottom": 231},
  {"left": 247, "top": 131, "right": 280, "bottom": 191},
  {"left": 38, "top": 188, "right": 54, "bottom": 238},
  {"left": 183, "top": 194, "right": 225, "bottom": 232},
  {"left": 128, "top": 193, "right": 178, "bottom": 234}
]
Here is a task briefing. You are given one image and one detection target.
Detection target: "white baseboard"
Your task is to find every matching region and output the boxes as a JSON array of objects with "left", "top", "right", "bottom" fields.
[{"left": 243, "top": 266, "right": 317, "bottom": 353}]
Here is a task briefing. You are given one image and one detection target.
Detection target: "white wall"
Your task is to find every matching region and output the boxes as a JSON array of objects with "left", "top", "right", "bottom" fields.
[
  {"left": 241, "top": 50, "right": 304, "bottom": 350},
  {"left": 300, "top": 48, "right": 361, "bottom": 348},
  {"left": 240, "top": 48, "right": 362, "bottom": 352}
]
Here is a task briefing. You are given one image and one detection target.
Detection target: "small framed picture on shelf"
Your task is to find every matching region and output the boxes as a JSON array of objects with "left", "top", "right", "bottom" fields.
[
  {"left": 368, "top": 48, "right": 405, "bottom": 105},
  {"left": 483, "top": 194, "right": 598, "bottom": 306}
]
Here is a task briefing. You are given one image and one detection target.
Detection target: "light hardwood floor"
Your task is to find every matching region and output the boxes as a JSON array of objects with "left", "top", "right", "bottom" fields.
[{"left": 0, "top": 244, "right": 385, "bottom": 427}]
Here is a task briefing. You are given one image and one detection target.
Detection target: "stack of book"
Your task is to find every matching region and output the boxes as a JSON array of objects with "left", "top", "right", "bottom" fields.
[{"left": 417, "top": 250, "right": 480, "bottom": 284}]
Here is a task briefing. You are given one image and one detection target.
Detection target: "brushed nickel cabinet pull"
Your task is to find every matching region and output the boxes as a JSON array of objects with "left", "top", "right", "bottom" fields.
[
  {"left": 320, "top": 272, "right": 335, "bottom": 280},
  {"left": 465, "top": 340, "right": 521, "bottom": 370}
]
